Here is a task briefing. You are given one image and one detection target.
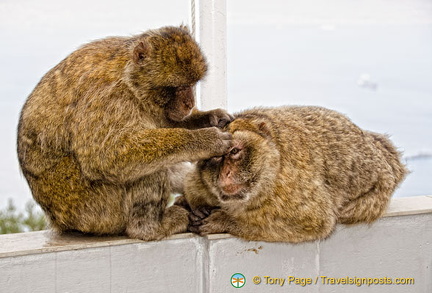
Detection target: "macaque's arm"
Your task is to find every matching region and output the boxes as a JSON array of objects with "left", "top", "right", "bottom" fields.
[{"left": 172, "top": 108, "right": 234, "bottom": 130}]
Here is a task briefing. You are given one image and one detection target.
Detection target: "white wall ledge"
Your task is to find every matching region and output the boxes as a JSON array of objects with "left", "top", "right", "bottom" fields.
[
  {"left": 1, "top": 196, "right": 431, "bottom": 293},
  {"left": 384, "top": 195, "right": 432, "bottom": 217}
]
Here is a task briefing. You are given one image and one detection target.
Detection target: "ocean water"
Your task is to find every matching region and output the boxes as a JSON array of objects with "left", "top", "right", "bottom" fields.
[{"left": 1, "top": 6, "right": 431, "bottom": 208}]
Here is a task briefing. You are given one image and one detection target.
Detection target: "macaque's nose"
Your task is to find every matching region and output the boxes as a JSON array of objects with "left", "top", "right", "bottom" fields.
[
  {"left": 184, "top": 98, "right": 193, "bottom": 110},
  {"left": 178, "top": 86, "right": 194, "bottom": 109},
  {"left": 218, "top": 163, "right": 244, "bottom": 196},
  {"left": 219, "top": 163, "right": 235, "bottom": 187}
]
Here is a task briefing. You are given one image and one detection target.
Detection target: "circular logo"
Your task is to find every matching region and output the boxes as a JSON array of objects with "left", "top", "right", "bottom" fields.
[{"left": 231, "top": 273, "right": 246, "bottom": 288}]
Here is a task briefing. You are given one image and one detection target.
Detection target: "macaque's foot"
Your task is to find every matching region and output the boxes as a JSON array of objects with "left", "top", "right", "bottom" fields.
[
  {"left": 163, "top": 205, "right": 190, "bottom": 236},
  {"left": 125, "top": 204, "right": 189, "bottom": 241},
  {"left": 173, "top": 195, "right": 191, "bottom": 212}
]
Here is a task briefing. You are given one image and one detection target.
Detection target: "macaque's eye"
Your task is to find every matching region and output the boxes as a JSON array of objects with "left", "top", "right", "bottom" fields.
[
  {"left": 230, "top": 148, "right": 240, "bottom": 155},
  {"left": 229, "top": 147, "right": 243, "bottom": 160}
]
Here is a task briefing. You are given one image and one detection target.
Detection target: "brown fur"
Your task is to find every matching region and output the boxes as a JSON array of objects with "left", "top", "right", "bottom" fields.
[
  {"left": 17, "top": 26, "right": 233, "bottom": 241},
  {"left": 182, "top": 106, "right": 407, "bottom": 242}
]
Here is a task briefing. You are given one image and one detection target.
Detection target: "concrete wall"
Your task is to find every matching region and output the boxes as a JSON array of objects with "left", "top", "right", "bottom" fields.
[{"left": 0, "top": 196, "right": 431, "bottom": 293}]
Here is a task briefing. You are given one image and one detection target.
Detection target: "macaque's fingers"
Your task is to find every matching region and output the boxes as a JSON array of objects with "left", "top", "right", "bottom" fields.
[
  {"left": 198, "top": 127, "right": 233, "bottom": 158},
  {"left": 217, "top": 113, "right": 234, "bottom": 128},
  {"left": 219, "top": 131, "right": 232, "bottom": 141},
  {"left": 200, "top": 207, "right": 212, "bottom": 217},
  {"left": 187, "top": 222, "right": 209, "bottom": 236},
  {"left": 188, "top": 224, "right": 201, "bottom": 234},
  {"left": 189, "top": 212, "right": 203, "bottom": 225},
  {"left": 217, "top": 130, "right": 233, "bottom": 155},
  {"left": 189, "top": 206, "right": 218, "bottom": 226},
  {"left": 197, "top": 228, "right": 210, "bottom": 236},
  {"left": 194, "top": 206, "right": 216, "bottom": 218},
  {"left": 195, "top": 222, "right": 218, "bottom": 236},
  {"left": 208, "top": 109, "right": 234, "bottom": 129}
]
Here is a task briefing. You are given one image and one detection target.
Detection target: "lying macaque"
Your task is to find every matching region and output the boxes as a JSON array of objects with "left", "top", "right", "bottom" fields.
[{"left": 180, "top": 106, "right": 407, "bottom": 242}]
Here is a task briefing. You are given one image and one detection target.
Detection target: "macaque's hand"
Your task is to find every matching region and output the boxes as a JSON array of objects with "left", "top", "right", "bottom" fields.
[
  {"left": 188, "top": 208, "right": 228, "bottom": 235},
  {"left": 188, "top": 206, "right": 218, "bottom": 233},
  {"left": 206, "top": 108, "right": 234, "bottom": 128},
  {"left": 194, "top": 127, "right": 232, "bottom": 157}
]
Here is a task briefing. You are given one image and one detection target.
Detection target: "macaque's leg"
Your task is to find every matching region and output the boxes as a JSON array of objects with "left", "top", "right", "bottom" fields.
[
  {"left": 126, "top": 202, "right": 189, "bottom": 241},
  {"left": 168, "top": 163, "right": 194, "bottom": 194},
  {"left": 338, "top": 184, "right": 391, "bottom": 224}
]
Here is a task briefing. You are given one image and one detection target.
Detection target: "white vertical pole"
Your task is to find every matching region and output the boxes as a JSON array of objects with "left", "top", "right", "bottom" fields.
[{"left": 191, "top": 0, "right": 227, "bottom": 111}]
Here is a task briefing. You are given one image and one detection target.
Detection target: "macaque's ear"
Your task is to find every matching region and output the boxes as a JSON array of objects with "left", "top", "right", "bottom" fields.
[
  {"left": 133, "top": 40, "right": 151, "bottom": 64},
  {"left": 256, "top": 122, "right": 272, "bottom": 138},
  {"left": 179, "top": 24, "right": 191, "bottom": 33}
]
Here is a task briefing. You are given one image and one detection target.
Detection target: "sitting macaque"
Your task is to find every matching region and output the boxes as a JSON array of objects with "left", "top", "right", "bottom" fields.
[
  {"left": 17, "top": 26, "right": 233, "bottom": 241},
  {"left": 181, "top": 106, "right": 407, "bottom": 242}
]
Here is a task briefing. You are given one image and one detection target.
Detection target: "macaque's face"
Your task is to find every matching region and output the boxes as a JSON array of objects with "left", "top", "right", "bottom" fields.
[
  {"left": 207, "top": 138, "right": 251, "bottom": 202},
  {"left": 199, "top": 130, "right": 276, "bottom": 203},
  {"left": 129, "top": 26, "right": 207, "bottom": 122},
  {"left": 163, "top": 85, "right": 195, "bottom": 121}
]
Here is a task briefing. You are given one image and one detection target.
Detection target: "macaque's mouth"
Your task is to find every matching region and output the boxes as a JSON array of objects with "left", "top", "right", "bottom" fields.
[
  {"left": 220, "top": 192, "right": 246, "bottom": 202},
  {"left": 219, "top": 183, "right": 247, "bottom": 201},
  {"left": 221, "top": 182, "right": 244, "bottom": 194}
]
